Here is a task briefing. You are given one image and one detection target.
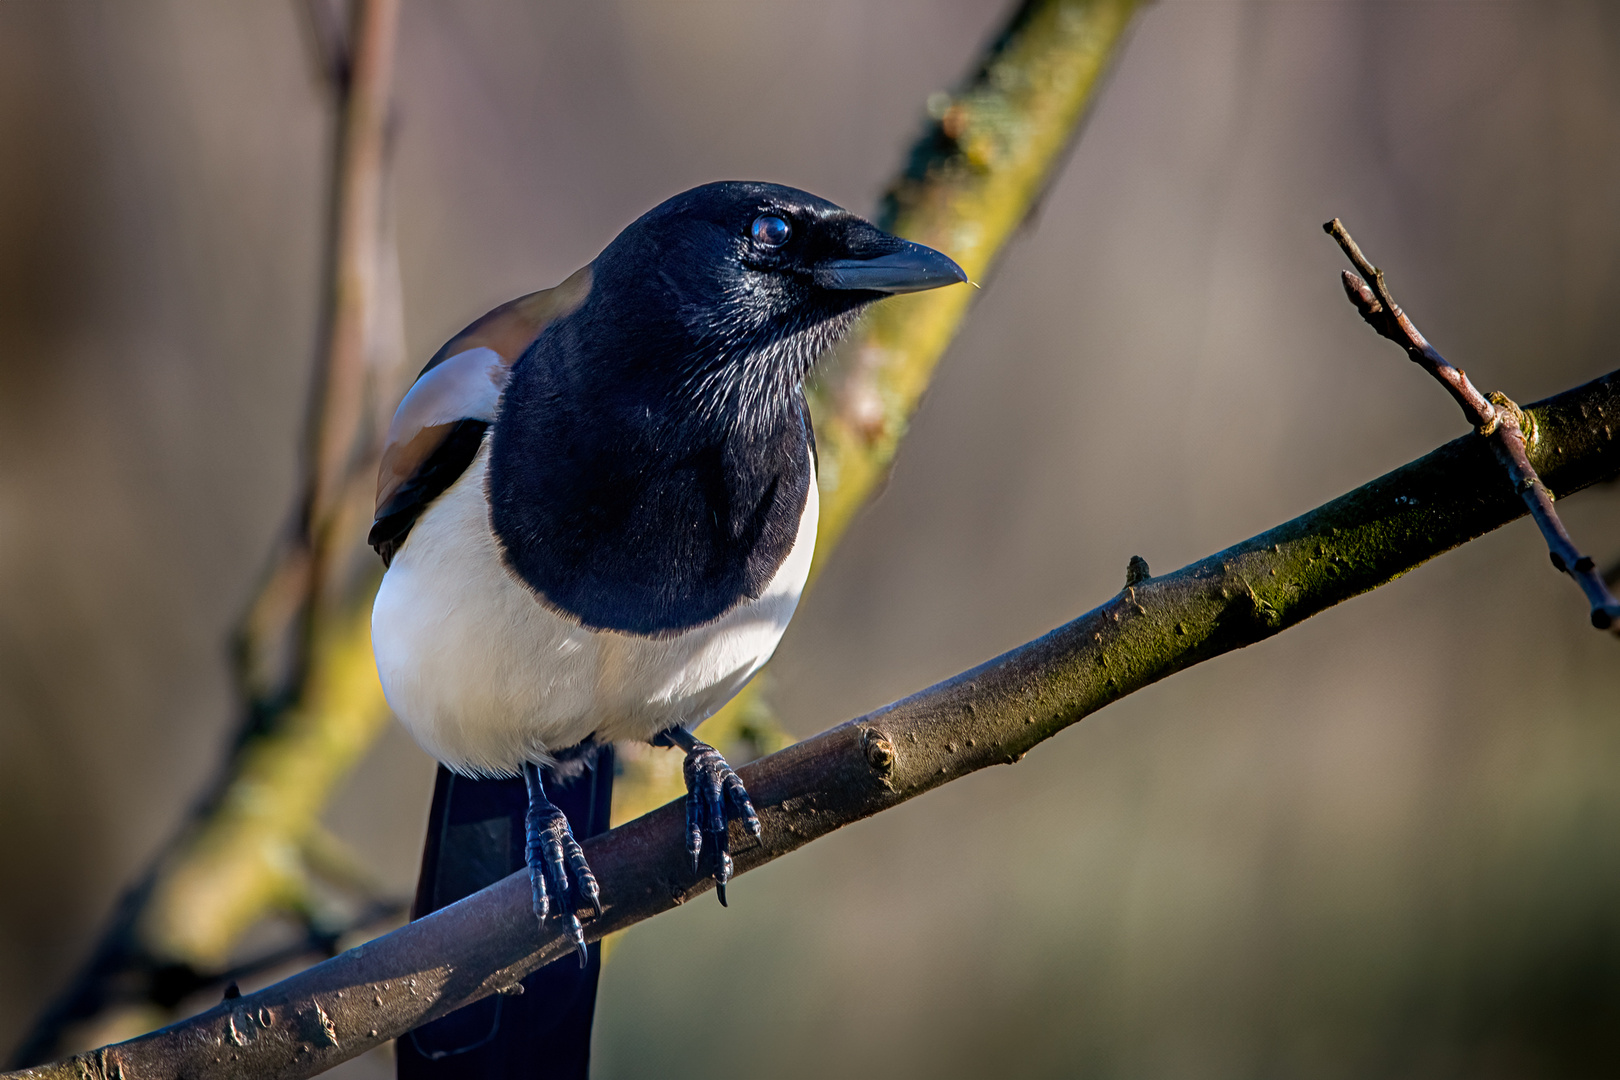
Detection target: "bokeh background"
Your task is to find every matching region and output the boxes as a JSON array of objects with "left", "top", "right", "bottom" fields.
[{"left": 4, "top": 1, "right": 1620, "bottom": 1077}]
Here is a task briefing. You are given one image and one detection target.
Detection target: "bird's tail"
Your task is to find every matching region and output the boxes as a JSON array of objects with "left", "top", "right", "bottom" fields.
[{"left": 398, "top": 745, "right": 614, "bottom": 1080}]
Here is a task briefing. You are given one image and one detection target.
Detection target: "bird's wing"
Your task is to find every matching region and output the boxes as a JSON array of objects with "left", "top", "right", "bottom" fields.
[{"left": 370, "top": 266, "right": 592, "bottom": 564}]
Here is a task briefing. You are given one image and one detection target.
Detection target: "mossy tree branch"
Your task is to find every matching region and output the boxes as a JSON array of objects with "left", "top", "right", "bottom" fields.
[
  {"left": 11, "top": 366, "right": 1616, "bottom": 1080},
  {"left": 809, "top": 0, "right": 1143, "bottom": 561},
  {"left": 670, "top": 0, "right": 1146, "bottom": 818}
]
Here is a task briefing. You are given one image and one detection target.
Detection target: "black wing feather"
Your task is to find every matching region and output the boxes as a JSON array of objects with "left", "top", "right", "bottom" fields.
[{"left": 369, "top": 419, "right": 491, "bottom": 566}]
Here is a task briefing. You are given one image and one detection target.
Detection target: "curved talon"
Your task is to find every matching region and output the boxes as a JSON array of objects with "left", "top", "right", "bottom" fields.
[
  {"left": 564, "top": 914, "right": 587, "bottom": 968},
  {"left": 715, "top": 850, "right": 735, "bottom": 907}
]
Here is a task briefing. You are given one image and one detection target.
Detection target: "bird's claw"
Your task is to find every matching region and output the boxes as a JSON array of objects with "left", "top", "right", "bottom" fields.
[
  {"left": 523, "top": 763, "right": 600, "bottom": 966},
  {"left": 679, "top": 738, "right": 761, "bottom": 905}
]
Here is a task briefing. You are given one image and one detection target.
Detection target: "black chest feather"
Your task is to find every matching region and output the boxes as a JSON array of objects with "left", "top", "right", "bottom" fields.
[{"left": 487, "top": 332, "right": 812, "bottom": 637}]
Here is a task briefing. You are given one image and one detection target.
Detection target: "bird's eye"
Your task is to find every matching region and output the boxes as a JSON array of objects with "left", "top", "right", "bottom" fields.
[{"left": 750, "top": 214, "right": 791, "bottom": 249}]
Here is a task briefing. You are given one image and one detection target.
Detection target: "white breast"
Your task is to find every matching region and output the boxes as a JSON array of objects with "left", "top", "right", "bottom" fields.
[{"left": 370, "top": 442, "right": 817, "bottom": 777}]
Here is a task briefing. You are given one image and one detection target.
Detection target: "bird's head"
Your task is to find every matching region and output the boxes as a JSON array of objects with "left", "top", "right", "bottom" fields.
[{"left": 580, "top": 181, "right": 967, "bottom": 430}]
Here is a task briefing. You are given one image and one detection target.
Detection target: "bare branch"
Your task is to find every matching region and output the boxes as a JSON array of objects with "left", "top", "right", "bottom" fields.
[
  {"left": 11, "top": 367, "right": 1617, "bottom": 1080},
  {"left": 305, "top": 0, "right": 398, "bottom": 543},
  {"left": 1326, "top": 218, "right": 1620, "bottom": 632}
]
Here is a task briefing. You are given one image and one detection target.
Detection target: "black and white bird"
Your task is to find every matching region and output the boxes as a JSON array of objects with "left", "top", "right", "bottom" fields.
[{"left": 369, "top": 181, "right": 963, "bottom": 1073}]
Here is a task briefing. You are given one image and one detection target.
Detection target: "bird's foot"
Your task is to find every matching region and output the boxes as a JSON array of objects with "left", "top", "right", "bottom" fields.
[
  {"left": 522, "top": 761, "right": 602, "bottom": 966},
  {"left": 654, "top": 726, "right": 761, "bottom": 906}
]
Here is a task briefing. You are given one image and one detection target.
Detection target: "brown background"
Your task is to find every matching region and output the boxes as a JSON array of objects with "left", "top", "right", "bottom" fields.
[{"left": 3, "top": 2, "right": 1619, "bottom": 1077}]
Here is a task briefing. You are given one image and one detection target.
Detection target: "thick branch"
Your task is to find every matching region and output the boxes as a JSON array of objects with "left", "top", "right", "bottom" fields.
[{"left": 13, "top": 368, "right": 1616, "bottom": 1080}]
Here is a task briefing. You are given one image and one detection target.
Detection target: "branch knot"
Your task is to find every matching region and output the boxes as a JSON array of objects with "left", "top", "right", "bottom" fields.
[
  {"left": 862, "top": 729, "right": 896, "bottom": 778},
  {"left": 1124, "top": 555, "right": 1151, "bottom": 589}
]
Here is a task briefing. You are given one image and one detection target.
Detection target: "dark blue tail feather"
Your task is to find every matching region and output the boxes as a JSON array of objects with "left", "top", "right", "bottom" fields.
[{"left": 398, "top": 746, "right": 613, "bottom": 1080}]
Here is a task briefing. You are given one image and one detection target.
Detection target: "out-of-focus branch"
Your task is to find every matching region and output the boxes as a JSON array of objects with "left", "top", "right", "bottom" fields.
[
  {"left": 300, "top": 0, "right": 351, "bottom": 96},
  {"left": 812, "top": 0, "right": 1142, "bottom": 563},
  {"left": 11, "top": 366, "right": 1618, "bottom": 1080},
  {"left": 140, "top": 0, "right": 406, "bottom": 968},
  {"left": 141, "top": 0, "right": 408, "bottom": 968},
  {"left": 1326, "top": 218, "right": 1620, "bottom": 633},
  {"left": 306, "top": 0, "right": 396, "bottom": 547},
  {"left": 660, "top": 0, "right": 1146, "bottom": 820},
  {"left": 10, "top": 0, "right": 404, "bottom": 1065}
]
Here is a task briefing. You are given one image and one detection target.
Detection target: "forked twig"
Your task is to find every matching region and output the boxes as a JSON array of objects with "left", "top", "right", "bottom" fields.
[{"left": 1325, "top": 218, "right": 1620, "bottom": 632}]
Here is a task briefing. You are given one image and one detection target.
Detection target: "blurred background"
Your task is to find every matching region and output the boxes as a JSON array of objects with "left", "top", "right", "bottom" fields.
[{"left": 3, "top": 1, "right": 1620, "bottom": 1077}]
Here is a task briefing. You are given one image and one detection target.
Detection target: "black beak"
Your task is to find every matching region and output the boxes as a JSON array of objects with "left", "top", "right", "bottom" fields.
[{"left": 817, "top": 239, "right": 968, "bottom": 294}]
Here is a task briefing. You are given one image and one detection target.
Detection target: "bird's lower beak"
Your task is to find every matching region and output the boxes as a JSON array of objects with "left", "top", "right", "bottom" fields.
[{"left": 817, "top": 240, "right": 968, "bottom": 294}]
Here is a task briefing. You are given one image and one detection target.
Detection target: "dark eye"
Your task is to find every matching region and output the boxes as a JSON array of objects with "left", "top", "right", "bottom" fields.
[{"left": 750, "top": 214, "right": 791, "bottom": 249}]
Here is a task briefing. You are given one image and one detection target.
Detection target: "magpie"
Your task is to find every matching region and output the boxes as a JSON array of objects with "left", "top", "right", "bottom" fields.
[{"left": 369, "top": 181, "right": 964, "bottom": 1073}]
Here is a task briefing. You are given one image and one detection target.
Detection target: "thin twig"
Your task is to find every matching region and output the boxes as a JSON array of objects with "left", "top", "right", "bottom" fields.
[
  {"left": 306, "top": 0, "right": 398, "bottom": 545},
  {"left": 9, "top": 368, "right": 1618, "bottom": 1080},
  {"left": 1325, "top": 218, "right": 1620, "bottom": 632}
]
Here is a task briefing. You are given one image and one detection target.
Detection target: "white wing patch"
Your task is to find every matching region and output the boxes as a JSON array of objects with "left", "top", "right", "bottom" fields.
[
  {"left": 392, "top": 346, "right": 507, "bottom": 428},
  {"left": 375, "top": 347, "right": 510, "bottom": 515}
]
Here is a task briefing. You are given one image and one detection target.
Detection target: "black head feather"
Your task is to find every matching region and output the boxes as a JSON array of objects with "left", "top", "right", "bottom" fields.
[{"left": 487, "top": 181, "right": 962, "bottom": 636}]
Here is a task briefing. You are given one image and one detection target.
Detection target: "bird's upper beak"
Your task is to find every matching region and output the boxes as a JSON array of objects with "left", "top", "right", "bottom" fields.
[{"left": 816, "top": 238, "right": 968, "bottom": 294}]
